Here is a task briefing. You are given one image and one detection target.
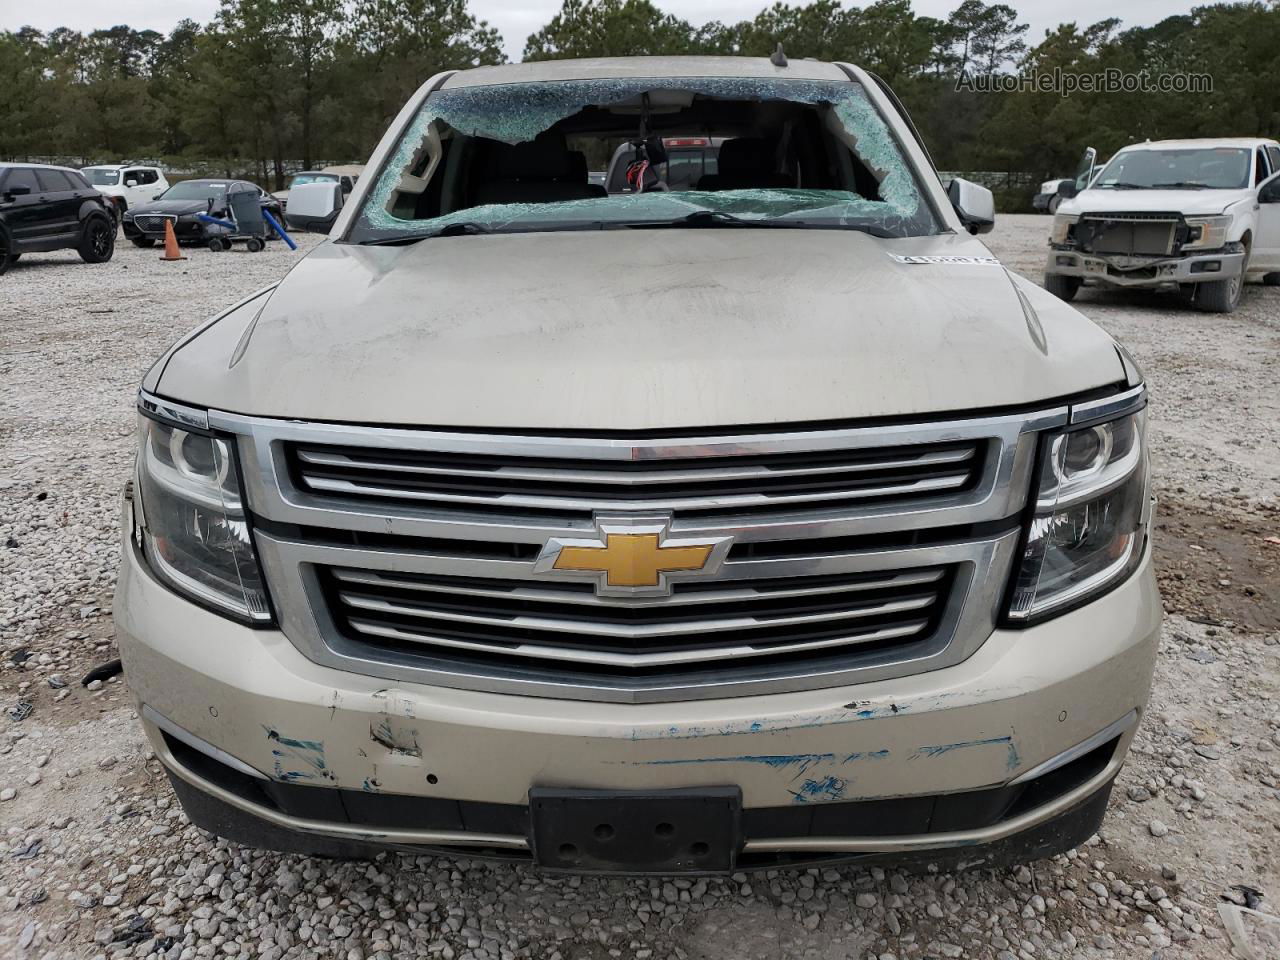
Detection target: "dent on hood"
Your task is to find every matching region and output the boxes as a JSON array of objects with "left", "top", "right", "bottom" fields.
[{"left": 358, "top": 77, "right": 928, "bottom": 236}]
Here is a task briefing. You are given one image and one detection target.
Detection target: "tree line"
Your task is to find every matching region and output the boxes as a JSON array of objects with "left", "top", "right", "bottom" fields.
[{"left": 2, "top": 0, "right": 1278, "bottom": 202}]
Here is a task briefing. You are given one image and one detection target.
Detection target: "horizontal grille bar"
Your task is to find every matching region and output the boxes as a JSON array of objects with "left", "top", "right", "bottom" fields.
[
  {"left": 330, "top": 566, "right": 945, "bottom": 608},
  {"left": 290, "top": 440, "right": 982, "bottom": 518},
  {"left": 346, "top": 619, "right": 929, "bottom": 668}
]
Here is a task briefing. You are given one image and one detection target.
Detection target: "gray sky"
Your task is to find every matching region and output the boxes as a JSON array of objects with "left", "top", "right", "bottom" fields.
[{"left": 0, "top": 0, "right": 1199, "bottom": 59}]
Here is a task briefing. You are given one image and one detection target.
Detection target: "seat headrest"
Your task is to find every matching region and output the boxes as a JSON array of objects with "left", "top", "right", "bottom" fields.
[
  {"left": 484, "top": 133, "right": 576, "bottom": 182},
  {"left": 717, "top": 138, "right": 779, "bottom": 178}
]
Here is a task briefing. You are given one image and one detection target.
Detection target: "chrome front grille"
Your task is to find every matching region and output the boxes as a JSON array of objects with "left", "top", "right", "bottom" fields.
[
  {"left": 321, "top": 564, "right": 953, "bottom": 681},
  {"left": 213, "top": 404, "right": 1067, "bottom": 702},
  {"left": 287, "top": 440, "right": 984, "bottom": 518},
  {"left": 133, "top": 214, "right": 174, "bottom": 234}
]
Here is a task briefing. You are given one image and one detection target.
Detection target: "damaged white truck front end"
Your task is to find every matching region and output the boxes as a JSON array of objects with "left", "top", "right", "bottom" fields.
[
  {"left": 116, "top": 56, "right": 1162, "bottom": 875},
  {"left": 1044, "top": 138, "right": 1280, "bottom": 313}
]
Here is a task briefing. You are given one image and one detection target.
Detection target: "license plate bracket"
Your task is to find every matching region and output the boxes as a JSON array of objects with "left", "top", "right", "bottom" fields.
[{"left": 529, "top": 787, "right": 742, "bottom": 875}]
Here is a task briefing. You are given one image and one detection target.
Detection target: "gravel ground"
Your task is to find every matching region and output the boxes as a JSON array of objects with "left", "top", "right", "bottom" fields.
[{"left": 1, "top": 217, "right": 1278, "bottom": 960}]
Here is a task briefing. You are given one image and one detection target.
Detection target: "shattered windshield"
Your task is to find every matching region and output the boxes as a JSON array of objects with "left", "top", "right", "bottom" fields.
[{"left": 349, "top": 76, "right": 939, "bottom": 242}]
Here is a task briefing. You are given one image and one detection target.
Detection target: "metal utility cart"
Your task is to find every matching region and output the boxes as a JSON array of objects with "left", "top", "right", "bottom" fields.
[{"left": 207, "top": 184, "right": 268, "bottom": 252}]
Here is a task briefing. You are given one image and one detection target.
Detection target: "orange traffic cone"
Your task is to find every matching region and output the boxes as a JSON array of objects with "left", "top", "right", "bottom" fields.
[{"left": 160, "top": 219, "right": 186, "bottom": 261}]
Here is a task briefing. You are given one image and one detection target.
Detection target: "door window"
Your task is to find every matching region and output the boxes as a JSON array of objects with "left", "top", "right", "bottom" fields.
[
  {"left": 1255, "top": 149, "right": 1269, "bottom": 186},
  {"left": 1267, "top": 147, "right": 1280, "bottom": 177},
  {"left": 35, "top": 169, "right": 74, "bottom": 192},
  {"left": 3, "top": 168, "right": 40, "bottom": 194},
  {"left": 68, "top": 172, "right": 91, "bottom": 190}
]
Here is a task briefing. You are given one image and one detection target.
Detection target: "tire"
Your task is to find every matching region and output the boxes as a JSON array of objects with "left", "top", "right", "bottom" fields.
[
  {"left": 1264, "top": 272, "right": 1280, "bottom": 286},
  {"left": 246, "top": 237, "right": 264, "bottom": 253},
  {"left": 1043, "top": 272, "right": 1081, "bottom": 302},
  {"left": 0, "top": 229, "right": 11, "bottom": 276},
  {"left": 78, "top": 216, "right": 116, "bottom": 263},
  {"left": 208, "top": 237, "right": 227, "bottom": 253},
  {"left": 1195, "top": 277, "right": 1241, "bottom": 313},
  {"left": 131, "top": 237, "right": 156, "bottom": 248},
  {"left": 1196, "top": 248, "right": 1247, "bottom": 313},
  {"left": 1047, "top": 195, "right": 1061, "bottom": 214}
]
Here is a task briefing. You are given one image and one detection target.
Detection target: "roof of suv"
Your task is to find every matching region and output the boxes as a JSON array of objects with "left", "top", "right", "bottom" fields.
[
  {"left": 83, "top": 163, "right": 160, "bottom": 170},
  {"left": 442, "top": 56, "right": 850, "bottom": 89},
  {"left": 1119, "top": 137, "right": 1279, "bottom": 151},
  {"left": 1, "top": 162, "right": 81, "bottom": 173}
]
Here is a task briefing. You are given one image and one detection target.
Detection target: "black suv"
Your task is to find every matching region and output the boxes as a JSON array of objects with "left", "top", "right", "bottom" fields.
[{"left": 0, "top": 163, "right": 116, "bottom": 275}]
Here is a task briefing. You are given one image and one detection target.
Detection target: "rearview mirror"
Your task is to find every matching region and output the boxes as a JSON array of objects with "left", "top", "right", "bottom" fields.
[{"left": 947, "top": 178, "right": 995, "bottom": 235}]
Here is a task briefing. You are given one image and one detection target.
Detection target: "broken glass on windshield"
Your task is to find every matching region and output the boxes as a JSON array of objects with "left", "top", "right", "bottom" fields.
[{"left": 351, "top": 75, "right": 939, "bottom": 242}]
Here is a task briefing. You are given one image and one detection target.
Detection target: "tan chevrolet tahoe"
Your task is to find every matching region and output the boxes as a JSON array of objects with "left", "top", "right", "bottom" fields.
[{"left": 116, "top": 56, "right": 1161, "bottom": 875}]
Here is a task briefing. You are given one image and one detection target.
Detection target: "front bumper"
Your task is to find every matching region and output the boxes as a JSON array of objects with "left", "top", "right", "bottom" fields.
[
  {"left": 1045, "top": 246, "right": 1244, "bottom": 286},
  {"left": 116, "top": 494, "right": 1162, "bottom": 867}
]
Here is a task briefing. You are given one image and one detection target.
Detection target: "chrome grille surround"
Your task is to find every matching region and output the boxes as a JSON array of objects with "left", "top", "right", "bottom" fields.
[{"left": 195, "top": 402, "right": 1070, "bottom": 703}]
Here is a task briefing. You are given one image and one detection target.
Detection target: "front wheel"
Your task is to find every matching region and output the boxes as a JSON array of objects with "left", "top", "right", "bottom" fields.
[
  {"left": 1047, "top": 195, "right": 1061, "bottom": 214},
  {"left": 1043, "top": 272, "right": 1080, "bottom": 302},
  {"left": 79, "top": 217, "right": 116, "bottom": 263},
  {"left": 0, "top": 229, "right": 12, "bottom": 276},
  {"left": 1264, "top": 272, "right": 1280, "bottom": 286},
  {"left": 130, "top": 236, "right": 156, "bottom": 248},
  {"left": 1195, "top": 275, "right": 1242, "bottom": 313}
]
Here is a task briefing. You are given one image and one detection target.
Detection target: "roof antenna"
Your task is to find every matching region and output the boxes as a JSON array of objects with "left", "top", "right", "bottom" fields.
[{"left": 770, "top": 43, "right": 788, "bottom": 68}]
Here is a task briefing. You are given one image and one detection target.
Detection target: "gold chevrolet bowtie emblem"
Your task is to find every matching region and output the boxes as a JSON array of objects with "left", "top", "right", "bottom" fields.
[
  {"left": 555, "top": 533, "right": 713, "bottom": 587},
  {"left": 535, "top": 516, "right": 732, "bottom": 597}
]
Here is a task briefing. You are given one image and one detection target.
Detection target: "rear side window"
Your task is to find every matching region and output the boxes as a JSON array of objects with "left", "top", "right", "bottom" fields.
[
  {"left": 1268, "top": 146, "right": 1280, "bottom": 178},
  {"left": 35, "top": 169, "right": 74, "bottom": 192},
  {"left": 3, "top": 168, "right": 41, "bottom": 193}
]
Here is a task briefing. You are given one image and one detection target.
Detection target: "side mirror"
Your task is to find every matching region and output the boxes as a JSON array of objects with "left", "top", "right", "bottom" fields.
[
  {"left": 5, "top": 184, "right": 32, "bottom": 199},
  {"left": 125, "top": 179, "right": 138, "bottom": 188},
  {"left": 152, "top": 194, "right": 162, "bottom": 200},
  {"left": 1057, "top": 181, "right": 1079, "bottom": 199},
  {"left": 947, "top": 178, "right": 995, "bottom": 235},
  {"left": 340, "top": 177, "right": 353, "bottom": 193}
]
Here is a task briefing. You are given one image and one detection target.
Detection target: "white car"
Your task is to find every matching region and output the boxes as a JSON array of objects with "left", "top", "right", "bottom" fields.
[
  {"left": 82, "top": 164, "right": 170, "bottom": 222},
  {"left": 1045, "top": 138, "right": 1280, "bottom": 312}
]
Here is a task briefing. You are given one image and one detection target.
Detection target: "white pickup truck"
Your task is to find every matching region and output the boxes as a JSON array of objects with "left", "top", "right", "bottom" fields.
[{"left": 1045, "top": 138, "right": 1280, "bottom": 312}]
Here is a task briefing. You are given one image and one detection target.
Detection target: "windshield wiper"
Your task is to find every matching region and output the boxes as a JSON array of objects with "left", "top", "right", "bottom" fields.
[
  {"left": 1095, "top": 182, "right": 1152, "bottom": 190},
  {"left": 1150, "top": 181, "right": 1212, "bottom": 190},
  {"left": 625, "top": 210, "right": 808, "bottom": 230},
  {"left": 361, "top": 222, "right": 492, "bottom": 245}
]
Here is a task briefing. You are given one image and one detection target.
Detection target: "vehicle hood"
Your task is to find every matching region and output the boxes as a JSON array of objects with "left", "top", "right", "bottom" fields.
[
  {"left": 1062, "top": 187, "right": 1248, "bottom": 217},
  {"left": 129, "top": 198, "right": 213, "bottom": 217},
  {"left": 156, "top": 229, "right": 1124, "bottom": 430}
]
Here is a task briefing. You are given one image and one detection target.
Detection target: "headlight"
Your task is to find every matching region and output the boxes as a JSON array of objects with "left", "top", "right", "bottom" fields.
[
  {"left": 1182, "top": 215, "right": 1231, "bottom": 251},
  {"left": 1049, "top": 214, "right": 1077, "bottom": 245},
  {"left": 1008, "top": 404, "right": 1150, "bottom": 621},
  {"left": 135, "top": 414, "right": 271, "bottom": 622}
]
